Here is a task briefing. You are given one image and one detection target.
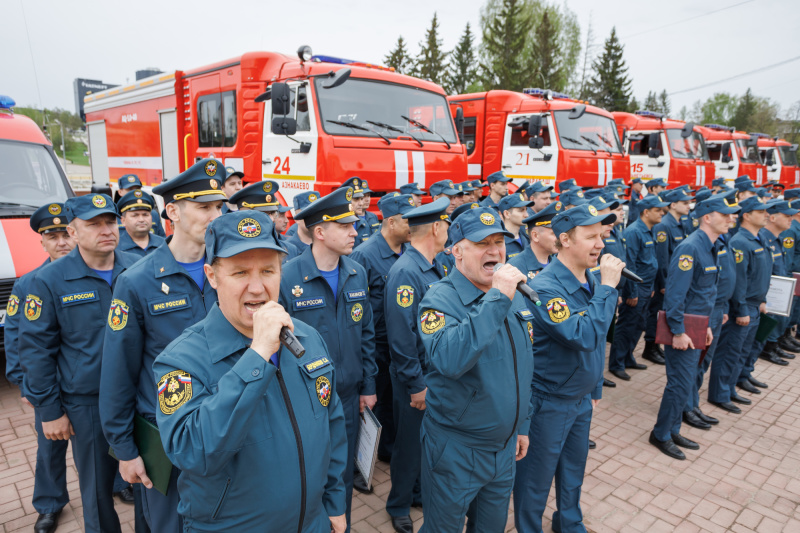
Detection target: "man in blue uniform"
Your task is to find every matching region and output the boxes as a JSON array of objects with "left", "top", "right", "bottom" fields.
[
  {"left": 279, "top": 187, "right": 377, "bottom": 531},
  {"left": 383, "top": 197, "right": 450, "bottom": 533},
  {"left": 781, "top": 189, "right": 800, "bottom": 342},
  {"left": 360, "top": 179, "right": 382, "bottom": 234},
  {"left": 711, "top": 178, "right": 728, "bottom": 193},
  {"left": 645, "top": 178, "right": 667, "bottom": 197},
  {"left": 514, "top": 204, "right": 624, "bottom": 533},
  {"left": 628, "top": 177, "right": 643, "bottom": 225},
  {"left": 458, "top": 180, "right": 479, "bottom": 203},
  {"left": 528, "top": 182, "right": 554, "bottom": 214},
  {"left": 480, "top": 171, "right": 511, "bottom": 210},
  {"left": 499, "top": 192, "right": 533, "bottom": 258},
  {"left": 561, "top": 187, "right": 588, "bottom": 209},
  {"left": 708, "top": 196, "right": 771, "bottom": 413},
  {"left": 220, "top": 167, "right": 244, "bottom": 214},
  {"left": 350, "top": 194, "right": 414, "bottom": 477},
  {"left": 4, "top": 204, "right": 74, "bottom": 533},
  {"left": 418, "top": 207, "right": 533, "bottom": 533},
  {"left": 20, "top": 194, "right": 135, "bottom": 533},
  {"left": 509, "top": 201, "right": 560, "bottom": 283},
  {"left": 399, "top": 182, "right": 425, "bottom": 206},
  {"left": 153, "top": 210, "right": 348, "bottom": 532},
  {"left": 339, "top": 178, "right": 373, "bottom": 248},
  {"left": 607, "top": 178, "right": 629, "bottom": 199},
  {"left": 229, "top": 180, "right": 299, "bottom": 262},
  {"left": 650, "top": 196, "right": 739, "bottom": 459},
  {"left": 608, "top": 195, "right": 668, "bottom": 380},
  {"left": 100, "top": 158, "right": 225, "bottom": 532},
  {"left": 430, "top": 179, "right": 462, "bottom": 215},
  {"left": 117, "top": 174, "right": 166, "bottom": 237},
  {"left": 117, "top": 190, "right": 165, "bottom": 258},
  {"left": 285, "top": 190, "right": 320, "bottom": 248}
]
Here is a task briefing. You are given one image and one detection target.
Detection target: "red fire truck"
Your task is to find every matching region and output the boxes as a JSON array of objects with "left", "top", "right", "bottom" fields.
[
  {"left": 0, "top": 95, "right": 74, "bottom": 349},
  {"left": 448, "top": 89, "right": 629, "bottom": 191},
  {"left": 83, "top": 47, "right": 466, "bottom": 209},
  {"left": 612, "top": 111, "right": 714, "bottom": 189},
  {"left": 695, "top": 124, "right": 767, "bottom": 185},
  {"left": 753, "top": 133, "right": 799, "bottom": 187}
]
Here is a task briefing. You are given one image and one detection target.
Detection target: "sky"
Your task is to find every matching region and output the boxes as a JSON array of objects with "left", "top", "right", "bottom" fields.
[{"left": 4, "top": 0, "right": 799, "bottom": 119}]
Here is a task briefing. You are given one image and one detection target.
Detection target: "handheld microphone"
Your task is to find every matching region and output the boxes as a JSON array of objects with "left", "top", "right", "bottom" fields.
[
  {"left": 280, "top": 327, "right": 306, "bottom": 358},
  {"left": 621, "top": 268, "right": 643, "bottom": 283},
  {"left": 493, "top": 264, "right": 542, "bottom": 306}
]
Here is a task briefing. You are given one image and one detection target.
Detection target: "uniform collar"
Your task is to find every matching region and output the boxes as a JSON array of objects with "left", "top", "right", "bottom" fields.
[
  {"left": 759, "top": 227, "right": 778, "bottom": 245},
  {"left": 406, "top": 244, "right": 438, "bottom": 274},
  {"left": 547, "top": 256, "right": 588, "bottom": 295},
  {"left": 449, "top": 267, "right": 489, "bottom": 306},
  {"left": 373, "top": 231, "right": 404, "bottom": 259},
  {"left": 296, "top": 246, "right": 357, "bottom": 284},
  {"left": 151, "top": 240, "right": 197, "bottom": 279},
  {"left": 693, "top": 228, "right": 714, "bottom": 251},
  {"left": 63, "top": 246, "right": 128, "bottom": 282},
  {"left": 118, "top": 230, "right": 155, "bottom": 251}
]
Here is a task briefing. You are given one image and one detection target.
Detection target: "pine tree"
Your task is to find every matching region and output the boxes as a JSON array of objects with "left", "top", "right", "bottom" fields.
[
  {"left": 732, "top": 88, "right": 756, "bottom": 131},
  {"left": 385, "top": 36, "right": 413, "bottom": 76},
  {"left": 529, "top": 8, "right": 562, "bottom": 90},
  {"left": 658, "top": 90, "right": 671, "bottom": 116},
  {"left": 587, "top": 27, "right": 633, "bottom": 112},
  {"left": 643, "top": 91, "right": 658, "bottom": 112},
  {"left": 447, "top": 23, "right": 478, "bottom": 94},
  {"left": 577, "top": 14, "right": 596, "bottom": 100},
  {"left": 480, "top": 0, "right": 530, "bottom": 91},
  {"left": 416, "top": 13, "right": 448, "bottom": 86}
]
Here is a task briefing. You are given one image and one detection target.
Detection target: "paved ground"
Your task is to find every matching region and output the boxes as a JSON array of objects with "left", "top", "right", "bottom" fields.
[{"left": 1, "top": 339, "right": 799, "bottom": 532}]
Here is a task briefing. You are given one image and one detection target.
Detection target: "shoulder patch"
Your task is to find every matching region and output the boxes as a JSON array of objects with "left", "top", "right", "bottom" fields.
[
  {"left": 316, "top": 376, "right": 332, "bottom": 407},
  {"left": 157, "top": 370, "right": 193, "bottom": 415},
  {"left": 734, "top": 249, "right": 744, "bottom": 263},
  {"left": 546, "top": 297, "right": 570, "bottom": 323},
  {"left": 420, "top": 309, "right": 445, "bottom": 334},
  {"left": 692, "top": 219, "right": 699, "bottom": 227},
  {"left": 108, "top": 299, "right": 130, "bottom": 331},
  {"left": 784, "top": 237, "right": 795, "bottom": 249},
  {"left": 24, "top": 295, "right": 42, "bottom": 321},
  {"left": 678, "top": 255, "right": 694, "bottom": 271},
  {"left": 6, "top": 294, "right": 19, "bottom": 317},
  {"left": 350, "top": 302, "right": 364, "bottom": 322},
  {"left": 397, "top": 285, "right": 414, "bottom": 308},
  {"left": 304, "top": 357, "right": 331, "bottom": 373}
]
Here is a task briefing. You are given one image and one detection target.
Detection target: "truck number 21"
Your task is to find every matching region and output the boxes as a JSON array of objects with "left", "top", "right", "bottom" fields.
[{"left": 273, "top": 156, "right": 291, "bottom": 175}]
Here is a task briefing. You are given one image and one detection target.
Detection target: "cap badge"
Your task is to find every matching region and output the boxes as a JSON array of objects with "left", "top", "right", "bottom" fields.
[
  {"left": 480, "top": 212, "right": 495, "bottom": 226},
  {"left": 263, "top": 182, "right": 272, "bottom": 193},
  {"left": 598, "top": 196, "right": 605, "bottom": 203},
  {"left": 588, "top": 205, "right": 598, "bottom": 216},
  {"left": 92, "top": 195, "right": 107, "bottom": 208},
  {"left": 128, "top": 176, "right": 135, "bottom": 182},
  {"left": 265, "top": 195, "right": 272, "bottom": 203},
  {"left": 237, "top": 218, "right": 262, "bottom": 238},
  {"left": 345, "top": 188, "right": 354, "bottom": 202},
  {"left": 205, "top": 161, "right": 218, "bottom": 177},
  {"left": 48, "top": 204, "right": 61, "bottom": 215},
  {"left": 554, "top": 201, "right": 562, "bottom": 211},
  {"left": 52, "top": 217, "right": 61, "bottom": 225},
  {"left": 576, "top": 190, "right": 584, "bottom": 198},
  {"left": 408, "top": 197, "right": 414, "bottom": 206},
  {"left": 520, "top": 194, "right": 525, "bottom": 200},
  {"left": 134, "top": 190, "right": 143, "bottom": 198},
  {"left": 210, "top": 179, "right": 219, "bottom": 189},
  {"left": 308, "top": 194, "right": 317, "bottom": 202},
  {"left": 292, "top": 285, "right": 303, "bottom": 297}
]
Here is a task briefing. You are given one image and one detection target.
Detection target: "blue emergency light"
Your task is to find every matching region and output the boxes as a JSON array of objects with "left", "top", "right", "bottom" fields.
[
  {"left": 704, "top": 123, "right": 734, "bottom": 132},
  {"left": 523, "top": 88, "right": 572, "bottom": 100},
  {"left": 0, "top": 95, "right": 16, "bottom": 109},
  {"left": 311, "top": 55, "right": 357, "bottom": 65},
  {"left": 751, "top": 132, "right": 770, "bottom": 138},
  {"left": 635, "top": 110, "right": 664, "bottom": 119}
]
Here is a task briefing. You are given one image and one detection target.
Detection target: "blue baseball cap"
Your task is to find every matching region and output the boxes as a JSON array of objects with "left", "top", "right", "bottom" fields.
[
  {"left": 498, "top": 192, "right": 534, "bottom": 212},
  {"left": 429, "top": 179, "right": 459, "bottom": 197},
  {"left": 551, "top": 204, "right": 617, "bottom": 237},
  {"left": 117, "top": 190, "right": 155, "bottom": 214},
  {"left": 558, "top": 178, "right": 580, "bottom": 192},
  {"left": 30, "top": 203, "right": 68, "bottom": 233},
  {"left": 646, "top": 178, "right": 667, "bottom": 189},
  {"left": 694, "top": 195, "right": 740, "bottom": 217},
  {"left": 756, "top": 187, "right": 770, "bottom": 198},
  {"left": 340, "top": 177, "right": 365, "bottom": 198},
  {"left": 664, "top": 189, "right": 693, "bottom": 203},
  {"left": 711, "top": 178, "right": 728, "bottom": 187},
  {"left": 738, "top": 196, "right": 767, "bottom": 213},
  {"left": 293, "top": 190, "right": 321, "bottom": 213},
  {"left": 378, "top": 193, "right": 416, "bottom": 218},
  {"left": 735, "top": 180, "right": 757, "bottom": 193},
  {"left": 695, "top": 188, "right": 713, "bottom": 203},
  {"left": 205, "top": 210, "right": 286, "bottom": 263},
  {"left": 607, "top": 179, "right": 629, "bottom": 196},
  {"left": 529, "top": 181, "right": 554, "bottom": 194},
  {"left": 523, "top": 200, "right": 563, "bottom": 226},
  {"left": 734, "top": 175, "right": 752, "bottom": 184},
  {"left": 229, "top": 181, "right": 287, "bottom": 213},
  {"left": 118, "top": 174, "right": 143, "bottom": 189},
  {"left": 784, "top": 188, "right": 800, "bottom": 200},
  {"left": 470, "top": 179, "right": 486, "bottom": 190},
  {"left": 589, "top": 194, "right": 620, "bottom": 211},
  {"left": 294, "top": 187, "right": 359, "bottom": 227},
  {"left": 602, "top": 186, "right": 629, "bottom": 203},
  {"left": 152, "top": 158, "right": 228, "bottom": 204},
  {"left": 399, "top": 183, "right": 425, "bottom": 195},
  {"left": 223, "top": 166, "right": 245, "bottom": 184},
  {"left": 65, "top": 194, "right": 118, "bottom": 222},
  {"left": 560, "top": 188, "right": 587, "bottom": 206},
  {"left": 448, "top": 206, "right": 512, "bottom": 244},
  {"left": 360, "top": 179, "right": 374, "bottom": 194},
  {"left": 458, "top": 180, "right": 477, "bottom": 192},
  {"left": 631, "top": 177, "right": 644, "bottom": 185},
  {"left": 637, "top": 194, "right": 669, "bottom": 212},
  {"left": 403, "top": 197, "right": 452, "bottom": 226},
  {"left": 450, "top": 202, "right": 481, "bottom": 221},
  {"left": 487, "top": 171, "right": 511, "bottom": 184},
  {"left": 766, "top": 200, "right": 799, "bottom": 215}
]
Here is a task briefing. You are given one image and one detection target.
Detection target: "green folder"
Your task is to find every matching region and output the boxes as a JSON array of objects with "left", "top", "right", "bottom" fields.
[
  {"left": 606, "top": 314, "right": 616, "bottom": 344},
  {"left": 755, "top": 313, "right": 779, "bottom": 343},
  {"left": 109, "top": 414, "right": 173, "bottom": 496}
]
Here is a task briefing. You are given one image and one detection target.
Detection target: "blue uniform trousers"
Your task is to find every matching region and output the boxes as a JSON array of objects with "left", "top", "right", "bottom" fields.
[
  {"left": 708, "top": 307, "right": 759, "bottom": 403},
  {"left": 513, "top": 395, "right": 592, "bottom": 533},
  {"left": 739, "top": 312, "right": 775, "bottom": 384},
  {"left": 644, "top": 291, "right": 663, "bottom": 343},
  {"left": 374, "top": 341, "right": 395, "bottom": 460},
  {"left": 653, "top": 346, "right": 702, "bottom": 441},
  {"left": 133, "top": 485, "right": 150, "bottom": 533},
  {"left": 342, "top": 392, "right": 359, "bottom": 532},
  {"left": 685, "top": 305, "right": 724, "bottom": 412},
  {"left": 140, "top": 466, "right": 181, "bottom": 532},
  {"left": 32, "top": 410, "right": 69, "bottom": 514},
  {"left": 791, "top": 296, "right": 800, "bottom": 327},
  {"left": 608, "top": 294, "right": 651, "bottom": 372},
  {"left": 386, "top": 371, "right": 423, "bottom": 518},
  {"left": 63, "top": 400, "right": 121, "bottom": 533},
  {"left": 766, "top": 313, "right": 789, "bottom": 343},
  {"left": 420, "top": 427, "right": 516, "bottom": 533},
  {"left": 734, "top": 312, "right": 762, "bottom": 387}
]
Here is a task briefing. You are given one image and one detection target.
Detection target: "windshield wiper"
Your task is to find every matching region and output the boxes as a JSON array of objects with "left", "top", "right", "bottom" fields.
[
  {"left": 326, "top": 119, "right": 370, "bottom": 132},
  {"left": 366, "top": 120, "right": 404, "bottom": 134},
  {"left": 0, "top": 202, "right": 39, "bottom": 209},
  {"left": 593, "top": 133, "right": 612, "bottom": 155},
  {"left": 561, "top": 136, "right": 585, "bottom": 147},
  {"left": 578, "top": 136, "right": 597, "bottom": 154},
  {"left": 403, "top": 115, "right": 452, "bottom": 148},
  {"left": 673, "top": 148, "right": 688, "bottom": 156}
]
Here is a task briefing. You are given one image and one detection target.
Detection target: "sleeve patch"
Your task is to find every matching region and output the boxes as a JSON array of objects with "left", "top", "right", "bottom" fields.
[
  {"left": 158, "top": 370, "right": 193, "bottom": 415},
  {"left": 396, "top": 285, "right": 414, "bottom": 307},
  {"left": 783, "top": 237, "right": 794, "bottom": 249},
  {"left": 6, "top": 294, "right": 19, "bottom": 316},
  {"left": 420, "top": 309, "right": 445, "bottom": 334},
  {"left": 734, "top": 249, "right": 744, "bottom": 263},
  {"left": 108, "top": 299, "right": 130, "bottom": 331},
  {"left": 24, "top": 295, "right": 42, "bottom": 321},
  {"left": 678, "top": 255, "right": 694, "bottom": 271},
  {"left": 656, "top": 231, "right": 667, "bottom": 243},
  {"left": 546, "top": 297, "right": 570, "bottom": 323}
]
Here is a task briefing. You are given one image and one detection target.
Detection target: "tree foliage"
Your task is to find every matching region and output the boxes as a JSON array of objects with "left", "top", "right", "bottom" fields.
[
  {"left": 520, "top": 1, "right": 581, "bottom": 93},
  {"left": 416, "top": 13, "right": 448, "bottom": 86},
  {"left": 385, "top": 36, "right": 413, "bottom": 76},
  {"left": 447, "top": 23, "right": 479, "bottom": 94},
  {"left": 587, "top": 27, "right": 633, "bottom": 112},
  {"left": 479, "top": 0, "right": 531, "bottom": 90}
]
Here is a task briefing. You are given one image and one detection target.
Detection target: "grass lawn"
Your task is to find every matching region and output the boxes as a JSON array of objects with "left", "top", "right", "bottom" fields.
[{"left": 65, "top": 142, "right": 89, "bottom": 166}]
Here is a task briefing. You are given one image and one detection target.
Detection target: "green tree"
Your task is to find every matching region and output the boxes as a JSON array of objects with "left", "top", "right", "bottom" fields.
[
  {"left": 658, "top": 90, "right": 671, "bottom": 116},
  {"left": 416, "top": 13, "right": 448, "bottom": 86},
  {"left": 576, "top": 13, "right": 596, "bottom": 100},
  {"left": 480, "top": 0, "right": 531, "bottom": 90},
  {"left": 587, "top": 27, "right": 633, "bottom": 111},
  {"left": 678, "top": 105, "right": 688, "bottom": 121},
  {"left": 695, "top": 93, "right": 739, "bottom": 125},
  {"left": 731, "top": 88, "right": 756, "bottom": 131},
  {"left": 643, "top": 91, "right": 658, "bottom": 112},
  {"left": 528, "top": 8, "right": 562, "bottom": 90},
  {"left": 520, "top": 0, "right": 581, "bottom": 93},
  {"left": 447, "top": 23, "right": 478, "bottom": 94},
  {"left": 385, "top": 36, "right": 413, "bottom": 76}
]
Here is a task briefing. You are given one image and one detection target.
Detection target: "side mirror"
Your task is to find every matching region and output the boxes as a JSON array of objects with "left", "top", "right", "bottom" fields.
[
  {"left": 271, "top": 83, "right": 291, "bottom": 116},
  {"left": 455, "top": 108, "right": 465, "bottom": 143},
  {"left": 254, "top": 87, "right": 271, "bottom": 103},
  {"left": 681, "top": 122, "right": 694, "bottom": 139},
  {"left": 528, "top": 137, "right": 545, "bottom": 149},
  {"left": 568, "top": 104, "right": 586, "bottom": 120},
  {"left": 746, "top": 135, "right": 758, "bottom": 148},
  {"left": 527, "top": 115, "right": 544, "bottom": 148},
  {"left": 765, "top": 149, "right": 775, "bottom": 167},
  {"left": 272, "top": 116, "right": 297, "bottom": 135},
  {"left": 322, "top": 68, "right": 351, "bottom": 89},
  {"left": 647, "top": 132, "right": 661, "bottom": 158},
  {"left": 721, "top": 142, "right": 732, "bottom": 163}
]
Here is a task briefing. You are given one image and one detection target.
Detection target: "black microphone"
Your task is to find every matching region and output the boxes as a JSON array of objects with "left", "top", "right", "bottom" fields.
[
  {"left": 280, "top": 327, "right": 306, "bottom": 358},
  {"left": 621, "top": 268, "right": 643, "bottom": 283},
  {"left": 493, "top": 264, "right": 542, "bottom": 306}
]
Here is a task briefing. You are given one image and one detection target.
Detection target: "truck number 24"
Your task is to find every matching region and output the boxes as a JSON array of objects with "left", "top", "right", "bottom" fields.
[{"left": 273, "top": 156, "right": 291, "bottom": 174}]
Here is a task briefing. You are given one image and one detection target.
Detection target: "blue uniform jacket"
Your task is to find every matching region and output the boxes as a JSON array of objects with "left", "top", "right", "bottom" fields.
[
  {"left": 715, "top": 235, "right": 737, "bottom": 307},
  {"left": 664, "top": 230, "right": 719, "bottom": 335},
  {"left": 654, "top": 213, "right": 686, "bottom": 282},
  {"left": 349, "top": 231, "right": 405, "bottom": 344},
  {"left": 508, "top": 245, "right": 549, "bottom": 289},
  {"left": 117, "top": 229, "right": 165, "bottom": 259},
  {"left": 279, "top": 247, "right": 378, "bottom": 398},
  {"left": 418, "top": 267, "right": 534, "bottom": 450},
  {"left": 101, "top": 242, "right": 218, "bottom": 460},
  {"left": 628, "top": 190, "right": 642, "bottom": 224},
  {"left": 504, "top": 231, "right": 530, "bottom": 259},
  {"left": 286, "top": 230, "right": 310, "bottom": 253},
  {"left": 278, "top": 234, "right": 301, "bottom": 263},
  {"left": 384, "top": 245, "right": 443, "bottom": 395},
  {"left": 480, "top": 196, "right": 500, "bottom": 211},
  {"left": 681, "top": 214, "right": 699, "bottom": 235},
  {"left": 621, "top": 219, "right": 658, "bottom": 299},
  {"left": 151, "top": 208, "right": 166, "bottom": 237},
  {"left": 762, "top": 228, "right": 787, "bottom": 276},
  {"left": 729, "top": 227, "right": 772, "bottom": 318},
  {"left": 529, "top": 257, "right": 617, "bottom": 401},
  {"left": 779, "top": 221, "right": 799, "bottom": 273},
  {"left": 285, "top": 223, "right": 298, "bottom": 238},
  {"left": 353, "top": 217, "right": 372, "bottom": 248},
  {"left": 153, "top": 305, "right": 347, "bottom": 532},
  {"left": 434, "top": 248, "right": 454, "bottom": 277},
  {"left": 601, "top": 226, "right": 627, "bottom": 291},
  {"left": 19, "top": 247, "right": 134, "bottom": 422},
  {"left": 365, "top": 210, "right": 381, "bottom": 235}
]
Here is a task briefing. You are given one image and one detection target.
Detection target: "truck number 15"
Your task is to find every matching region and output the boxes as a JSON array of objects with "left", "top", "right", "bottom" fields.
[{"left": 631, "top": 163, "right": 644, "bottom": 174}]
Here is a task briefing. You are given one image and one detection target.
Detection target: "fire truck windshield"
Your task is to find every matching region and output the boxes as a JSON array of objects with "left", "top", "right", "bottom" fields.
[
  {"left": 552, "top": 111, "right": 622, "bottom": 154},
  {"left": 735, "top": 139, "right": 761, "bottom": 164},
  {"left": 779, "top": 146, "right": 798, "bottom": 167},
  {"left": 0, "top": 140, "right": 70, "bottom": 209},
  {"left": 666, "top": 129, "right": 708, "bottom": 160},
  {"left": 314, "top": 78, "right": 457, "bottom": 144}
]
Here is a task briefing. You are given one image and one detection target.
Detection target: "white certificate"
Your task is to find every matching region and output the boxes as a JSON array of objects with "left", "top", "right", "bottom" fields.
[
  {"left": 355, "top": 406, "right": 382, "bottom": 491},
  {"left": 765, "top": 275, "right": 796, "bottom": 317}
]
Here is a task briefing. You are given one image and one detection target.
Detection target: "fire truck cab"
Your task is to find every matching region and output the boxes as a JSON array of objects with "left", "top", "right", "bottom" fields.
[
  {"left": 697, "top": 124, "right": 766, "bottom": 185},
  {"left": 754, "top": 133, "right": 799, "bottom": 187},
  {"left": 612, "top": 110, "right": 713, "bottom": 189},
  {"left": 449, "top": 89, "right": 629, "bottom": 191}
]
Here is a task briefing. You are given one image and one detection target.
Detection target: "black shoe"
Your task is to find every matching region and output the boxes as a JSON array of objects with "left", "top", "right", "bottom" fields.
[
  {"left": 656, "top": 344, "right": 665, "bottom": 357},
  {"left": 391, "top": 516, "right": 414, "bottom": 533},
  {"left": 694, "top": 407, "right": 718, "bottom": 425},
  {"left": 779, "top": 336, "right": 800, "bottom": 352},
  {"left": 377, "top": 454, "right": 392, "bottom": 463},
  {"left": 730, "top": 392, "right": 752, "bottom": 405},
  {"left": 34, "top": 510, "right": 62, "bottom": 533},
  {"left": 748, "top": 376, "right": 768, "bottom": 389},
  {"left": 113, "top": 486, "right": 135, "bottom": 504},
  {"left": 353, "top": 471, "right": 372, "bottom": 494},
  {"left": 682, "top": 410, "right": 711, "bottom": 430},
  {"left": 737, "top": 380, "right": 761, "bottom": 394},
  {"left": 411, "top": 500, "right": 423, "bottom": 509},
  {"left": 603, "top": 377, "right": 616, "bottom": 387},
  {"left": 610, "top": 369, "right": 631, "bottom": 381},
  {"left": 773, "top": 346, "right": 796, "bottom": 359},
  {"left": 709, "top": 400, "right": 742, "bottom": 414},
  {"left": 649, "top": 431, "right": 685, "bottom": 460},
  {"left": 626, "top": 362, "right": 648, "bottom": 370},
  {"left": 589, "top": 439, "right": 596, "bottom": 449},
  {"left": 671, "top": 433, "right": 700, "bottom": 450},
  {"left": 642, "top": 342, "right": 666, "bottom": 365},
  {"left": 759, "top": 351, "right": 789, "bottom": 366}
]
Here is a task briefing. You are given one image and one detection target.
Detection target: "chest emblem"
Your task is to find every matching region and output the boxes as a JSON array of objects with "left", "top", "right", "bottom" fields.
[
  {"left": 292, "top": 285, "right": 304, "bottom": 297},
  {"left": 161, "top": 282, "right": 170, "bottom": 295},
  {"left": 546, "top": 297, "right": 570, "bottom": 323},
  {"left": 6, "top": 295, "right": 19, "bottom": 317},
  {"left": 656, "top": 231, "right": 667, "bottom": 243},
  {"left": 397, "top": 285, "right": 414, "bottom": 308},
  {"left": 108, "top": 299, "right": 130, "bottom": 331},
  {"left": 528, "top": 270, "right": 537, "bottom": 279},
  {"left": 527, "top": 321, "right": 534, "bottom": 344},
  {"left": 351, "top": 302, "right": 363, "bottom": 322},
  {"left": 24, "top": 295, "right": 42, "bottom": 321},
  {"left": 316, "top": 376, "right": 332, "bottom": 407},
  {"left": 157, "top": 370, "right": 193, "bottom": 415},
  {"left": 678, "top": 255, "right": 694, "bottom": 271},
  {"left": 692, "top": 218, "right": 699, "bottom": 227},
  {"left": 734, "top": 249, "right": 743, "bottom": 264},
  {"left": 420, "top": 309, "right": 445, "bottom": 334},
  {"left": 784, "top": 237, "right": 795, "bottom": 249}
]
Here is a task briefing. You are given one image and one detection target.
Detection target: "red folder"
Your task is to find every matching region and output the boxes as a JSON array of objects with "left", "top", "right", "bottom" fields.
[{"left": 656, "top": 310, "right": 710, "bottom": 365}]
